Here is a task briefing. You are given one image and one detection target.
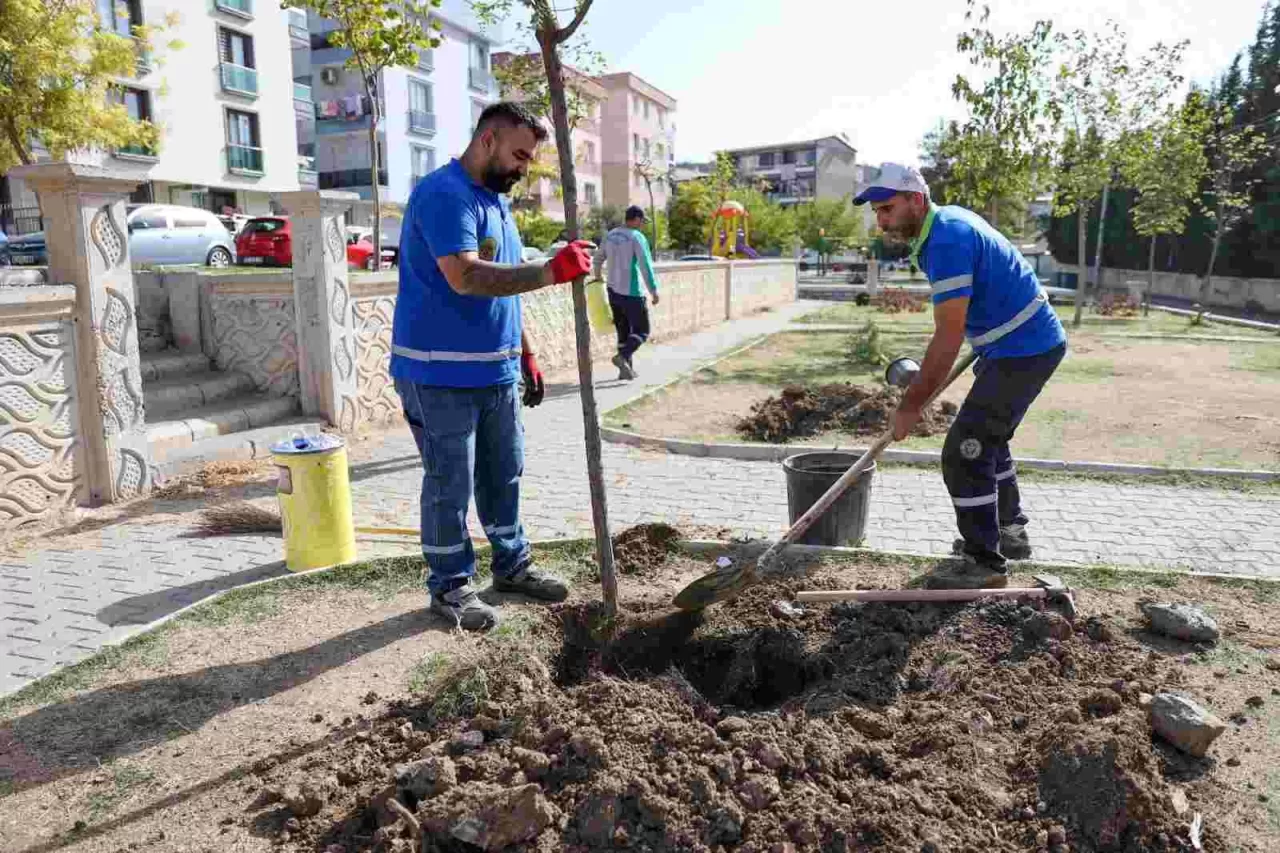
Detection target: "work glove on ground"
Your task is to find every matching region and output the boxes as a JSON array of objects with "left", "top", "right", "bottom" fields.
[
  {"left": 521, "top": 351, "right": 544, "bottom": 407},
  {"left": 548, "top": 240, "right": 594, "bottom": 284}
]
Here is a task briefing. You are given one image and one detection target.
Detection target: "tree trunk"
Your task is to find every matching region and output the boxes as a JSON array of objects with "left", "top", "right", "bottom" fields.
[
  {"left": 1092, "top": 181, "right": 1110, "bottom": 303},
  {"left": 1201, "top": 203, "right": 1225, "bottom": 312},
  {"left": 987, "top": 196, "right": 999, "bottom": 229},
  {"left": 1071, "top": 204, "right": 1089, "bottom": 328},
  {"left": 1144, "top": 234, "right": 1156, "bottom": 316},
  {"left": 646, "top": 180, "right": 657, "bottom": 251},
  {"left": 538, "top": 32, "right": 617, "bottom": 620},
  {"left": 367, "top": 82, "right": 383, "bottom": 271}
]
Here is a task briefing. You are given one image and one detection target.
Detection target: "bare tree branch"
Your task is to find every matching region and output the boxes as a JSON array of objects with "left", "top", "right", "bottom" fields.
[{"left": 554, "top": 0, "right": 594, "bottom": 44}]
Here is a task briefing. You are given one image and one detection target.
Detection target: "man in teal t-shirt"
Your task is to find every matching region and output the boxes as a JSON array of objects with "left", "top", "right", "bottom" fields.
[
  {"left": 594, "top": 206, "right": 660, "bottom": 380},
  {"left": 855, "top": 163, "right": 1067, "bottom": 589}
]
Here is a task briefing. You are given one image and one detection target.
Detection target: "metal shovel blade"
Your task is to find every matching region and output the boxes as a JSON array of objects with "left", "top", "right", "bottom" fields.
[{"left": 673, "top": 562, "right": 760, "bottom": 611}]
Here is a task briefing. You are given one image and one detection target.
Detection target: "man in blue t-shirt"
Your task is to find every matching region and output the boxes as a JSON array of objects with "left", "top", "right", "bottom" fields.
[
  {"left": 392, "top": 102, "right": 593, "bottom": 630},
  {"left": 855, "top": 163, "right": 1067, "bottom": 589}
]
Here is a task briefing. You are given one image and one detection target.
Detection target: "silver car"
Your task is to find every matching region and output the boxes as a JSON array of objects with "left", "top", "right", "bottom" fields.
[{"left": 126, "top": 204, "right": 236, "bottom": 267}]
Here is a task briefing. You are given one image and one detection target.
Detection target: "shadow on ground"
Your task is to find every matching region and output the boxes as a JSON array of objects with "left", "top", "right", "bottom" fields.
[{"left": 95, "top": 562, "right": 293, "bottom": 626}]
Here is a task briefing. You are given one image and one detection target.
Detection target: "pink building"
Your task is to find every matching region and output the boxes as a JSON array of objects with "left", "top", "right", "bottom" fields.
[{"left": 596, "top": 72, "right": 677, "bottom": 212}]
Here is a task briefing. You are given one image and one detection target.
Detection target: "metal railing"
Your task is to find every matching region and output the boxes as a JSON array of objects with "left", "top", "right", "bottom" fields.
[
  {"left": 116, "top": 144, "right": 156, "bottom": 158},
  {"left": 227, "top": 144, "right": 264, "bottom": 174},
  {"left": 214, "top": 0, "right": 253, "bottom": 17},
  {"left": 417, "top": 49, "right": 434, "bottom": 71},
  {"left": 288, "top": 9, "right": 308, "bottom": 41},
  {"left": 468, "top": 65, "right": 494, "bottom": 92},
  {"left": 219, "top": 63, "right": 259, "bottom": 96},
  {"left": 298, "top": 168, "right": 319, "bottom": 189},
  {"left": 407, "top": 110, "right": 436, "bottom": 134},
  {"left": 319, "top": 168, "right": 388, "bottom": 189},
  {"left": 293, "top": 82, "right": 312, "bottom": 103}
]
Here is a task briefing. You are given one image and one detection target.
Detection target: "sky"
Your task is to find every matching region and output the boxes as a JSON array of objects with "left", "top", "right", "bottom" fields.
[{"left": 554, "top": 0, "right": 1268, "bottom": 167}]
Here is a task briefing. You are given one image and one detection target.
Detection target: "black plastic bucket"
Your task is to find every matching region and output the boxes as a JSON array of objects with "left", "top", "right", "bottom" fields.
[{"left": 782, "top": 451, "right": 875, "bottom": 546}]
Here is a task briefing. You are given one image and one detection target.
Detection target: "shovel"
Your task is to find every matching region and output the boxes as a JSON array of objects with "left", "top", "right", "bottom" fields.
[{"left": 672, "top": 349, "right": 978, "bottom": 611}]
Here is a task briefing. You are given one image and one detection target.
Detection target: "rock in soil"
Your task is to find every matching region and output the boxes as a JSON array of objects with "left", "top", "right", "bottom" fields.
[
  {"left": 1141, "top": 602, "right": 1220, "bottom": 643},
  {"left": 737, "top": 383, "right": 955, "bottom": 443},
  {"left": 420, "top": 782, "right": 559, "bottom": 851},
  {"left": 1148, "top": 692, "right": 1228, "bottom": 757},
  {"left": 282, "top": 782, "right": 325, "bottom": 818}
]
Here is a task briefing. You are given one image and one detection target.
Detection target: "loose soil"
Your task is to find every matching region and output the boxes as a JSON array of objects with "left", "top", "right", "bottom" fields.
[
  {"left": 737, "top": 384, "right": 956, "bottom": 443},
  {"left": 3, "top": 538, "right": 1280, "bottom": 852},
  {"left": 608, "top": 323, "right": 1280, "bottom": 469}
]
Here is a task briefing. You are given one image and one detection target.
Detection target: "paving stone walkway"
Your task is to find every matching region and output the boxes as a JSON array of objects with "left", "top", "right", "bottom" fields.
[{"left": 3, "top": 301, "right": 1279, "bottom": 697}]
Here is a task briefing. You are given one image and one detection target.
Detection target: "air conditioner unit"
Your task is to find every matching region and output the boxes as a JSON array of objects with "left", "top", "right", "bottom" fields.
[{"left": 320, "top": 67, "right": 340, "bottom": 85}]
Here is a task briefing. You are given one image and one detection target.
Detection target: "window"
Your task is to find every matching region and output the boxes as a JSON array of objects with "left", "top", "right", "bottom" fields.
[
  {"left": 411, "top": 146, "right": 435, "bottom": 179},
  {"left": 655, "top": 143, "right": 664, "bottom": 163},
  {"left": 219, "top": 27, "right": 255, "bottom": 68},
  {"left": 130, "top": 210, "right": 168, "bottom": 230},
  {"left": 111, "top": 86, "right": 151, "bottom": 121},
  {"left": 584, "top": 183, "right": 597, "bottom": 206},
  {"left": 584, "top": 141, "right": 596, "bottom": 165},
  {"left": 98, "top": 0, "right": 141, "bottom": 36},
  {"left": 409, "top": 80, "right": 432, "bottom": 113},
  {"left": 643, "top": 100, "right": 650, "bottom": 120},
  {"left": 643, "top": 138, "right": 650, "bottom": 159},
  {"left": 471, "top": 41, "right": 489, "bottom": 70},
  {"left": 658, "top": 108, "right": 665, "bottom": 128},
  {"left": 225, "top": 109, "right": 262, "bottom": 173},
  {"left": 632, "top": 133, "right": 640, "bottom": 155},
  {"left": 782, "top": 150, "right": 796, "bottom": 165},
  {"left": 174, "top": 213, "right": 211, "bottom": 229},
  {"left": 757, "top": 152, "right": 775, "bottom": 168}
]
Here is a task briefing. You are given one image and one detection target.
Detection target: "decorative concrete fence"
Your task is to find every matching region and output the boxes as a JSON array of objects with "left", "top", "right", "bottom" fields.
[
  {"left": 0, "top": 166, "right": 797, "bottom": 528},
  {"left": 1063, "top": 264, "right": 1280, "bottom": 313}
]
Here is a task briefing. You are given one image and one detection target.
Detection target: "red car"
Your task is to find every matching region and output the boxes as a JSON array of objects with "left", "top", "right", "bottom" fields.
[
  {"left": 345, "top": 228, "right": 396, "bottom": 271},
  {"left": 236, "top": 217, "right": 291, "bottom": 266}
]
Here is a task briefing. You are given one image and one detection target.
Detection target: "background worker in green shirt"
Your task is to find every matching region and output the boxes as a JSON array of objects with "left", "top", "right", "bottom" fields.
[{"left": 594, "top": 206, "right": 660, "bottom": 380}]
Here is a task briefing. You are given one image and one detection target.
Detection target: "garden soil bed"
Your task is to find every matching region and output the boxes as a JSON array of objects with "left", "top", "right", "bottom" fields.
[
  {"left": 737, "top": 384, "right": 956, "bottom": 443},
  {"left": 3, "top": 534, "right": 1279, "bottom": 852}
]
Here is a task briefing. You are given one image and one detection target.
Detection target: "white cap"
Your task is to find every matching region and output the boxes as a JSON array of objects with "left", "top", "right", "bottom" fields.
[{"left": 853, "top": 162, "right": 931, "bottom": 205}]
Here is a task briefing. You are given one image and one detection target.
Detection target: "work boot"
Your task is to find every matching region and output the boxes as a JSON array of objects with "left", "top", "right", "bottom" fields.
[
  {"left": 612, "top": 353, "right": 636, "bottom": 381},
  {"left": 952, "top": 525, "right": 1033, "bottom": 561},
  {"left": 492, "top": 563, "right": 569, "bottom": 602},
  {"left": 924, "top": 553, "right": 1009, "bottom": 590},
  {"left": 430, "top": 582, "right": 499, "bottom": 631}
]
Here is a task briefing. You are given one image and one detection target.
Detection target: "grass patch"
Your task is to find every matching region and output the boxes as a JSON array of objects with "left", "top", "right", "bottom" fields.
[
  {"left": 1194, "top": 638, "right": 1269, "bottom": 672},
  {"left": 0, "top": 627, "right": 172, "bottom": 720},
  {"left": 1231, "top": 344, "right": 1280, "bottom": 375},
  {"left": 1056, "top": 356, "right": 1116, "bottom": 381},
  {"left": 1055, "top": 564, "right": 1180, "bottom": 591},
  {"left": 1204, "top": 575, "right": 1280, "bottom": 604},
  {"left": 83, "top": 762, "right": 157, "bottom": 824},
  {"left": 998, "top": 464, "right": 1280, "bottom": 493}
]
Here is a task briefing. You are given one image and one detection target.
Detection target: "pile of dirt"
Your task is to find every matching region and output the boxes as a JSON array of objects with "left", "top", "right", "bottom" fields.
[
  {"left": 737, "top": 383, "right": 958, "bottom": 443},
  {"left": 611, "top": 523, "right": 683, "bottom": 576},
  {"left": 247, "top": 583, "right": 1227, "bottom": 853}
]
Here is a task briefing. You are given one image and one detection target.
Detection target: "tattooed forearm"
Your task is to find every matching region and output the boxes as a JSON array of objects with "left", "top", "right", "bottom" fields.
[{"left": 452, "top": 259, "right": 551, "bottom": 296}]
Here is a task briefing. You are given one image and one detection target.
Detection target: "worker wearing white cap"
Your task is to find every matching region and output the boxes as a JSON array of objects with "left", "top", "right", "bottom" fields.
[{"left": 854, "top": 163, "right": 1067, "bottom": 589}]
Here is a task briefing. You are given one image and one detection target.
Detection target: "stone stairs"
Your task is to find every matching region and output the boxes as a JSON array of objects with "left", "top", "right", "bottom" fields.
[{"left": 142, "top": 350, "right": 324, "bottom": 478}]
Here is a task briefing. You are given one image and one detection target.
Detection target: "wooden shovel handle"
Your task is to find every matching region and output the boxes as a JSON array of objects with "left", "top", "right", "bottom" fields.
[{"left": 797, "top": 587, "right": 1048, "bottom": 604}]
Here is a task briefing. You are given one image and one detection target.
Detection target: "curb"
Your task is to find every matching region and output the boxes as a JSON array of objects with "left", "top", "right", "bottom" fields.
[
  {"left": 782, "top": 323, "right": 1277, "bottom": 345},
  {"left": 602, "top": 424, "right": 1280, "bottom": 481},
  {"left": 1149, "top": 303, "right": 1280, "bottom": 333}
]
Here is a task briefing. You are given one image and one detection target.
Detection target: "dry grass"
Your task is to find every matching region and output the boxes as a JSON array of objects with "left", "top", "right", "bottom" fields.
[{"left": 193, "top": 502, "right": 283, "bottom": 536}]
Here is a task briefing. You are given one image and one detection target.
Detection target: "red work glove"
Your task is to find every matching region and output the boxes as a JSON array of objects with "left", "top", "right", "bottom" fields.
[
  {"left": 548, "top": 240, "right": 593, "bottom": 284},
  {"left": 521, "top": 351, "right": 544, "bottom": 407}
]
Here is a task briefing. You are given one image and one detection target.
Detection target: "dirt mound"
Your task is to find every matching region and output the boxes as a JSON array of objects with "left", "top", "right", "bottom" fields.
[
  {"left": 249, "top": 588, "right": 1226, "bottom": 853},
  {"left": 611, "top": 523, "right": 683, "bottom": 576},
  {"left": 737, "top": 383, "right": 957, "bottom": 443}
]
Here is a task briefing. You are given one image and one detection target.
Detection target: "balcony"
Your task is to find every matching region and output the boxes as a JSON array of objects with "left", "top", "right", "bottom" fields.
[
  {"left": 132, "top": 36, "right": 152, "bottom": 75},
  {"left": 417, "top": 49, "right": 434, "bottom": 71},
  {"left": 288, "top": 9, "right": 308, "bottom": 44},
  {"left": 214, "top": 0, "right": 253, "bottom": 19},
  {"left": 219, "top": 63, "right": 259, "bottom": 98},
  {"left": 298, "top": 168, "right": 319, "bottom": 189},
  {"left": 407, "top": 109, "right": 436, "bottom": 135},
  {"left": 227, "top": 144, "right": 264, "bottom": 175},
  {"left": 114, "top": 144, "right": 157, "bottom": 162},
  {"left": 319, "top": 168, "right": 388, "bottom": 190},
  {"left": 294, "top": 82, "right": 312, "bottom": 103},
  {"left": 468, "top": 65, "right": 494, "bottom": 92}
]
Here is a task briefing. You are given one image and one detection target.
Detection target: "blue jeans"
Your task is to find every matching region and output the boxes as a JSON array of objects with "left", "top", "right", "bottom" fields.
[
  {"left": 394, "top": 379, "right": 532, "bottom": 595},
  {"left": 943, "top": 344, "right": 1066, "bottom": 564}
]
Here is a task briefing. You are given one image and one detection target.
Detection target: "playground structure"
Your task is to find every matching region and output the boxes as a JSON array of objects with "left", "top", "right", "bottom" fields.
[{"left": 709, "top": 200, "right": 759, "bottom": 259}]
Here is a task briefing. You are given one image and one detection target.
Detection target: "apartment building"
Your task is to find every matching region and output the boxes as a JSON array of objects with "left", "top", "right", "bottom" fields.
[
  {"left": 726, "top": 135, "right": 858, "bottom": 206},
  {"left": 597, "top": 72, "right": 677, "bottom": 211},
  {"left": 491, "top": 54, "right": 606, "bottom": 221},
  {"left": 1, "top": 0, "right": 305, "bottom": 230},
  {"left": 301, "top": 3, "right": 498, "bottom": 206}
]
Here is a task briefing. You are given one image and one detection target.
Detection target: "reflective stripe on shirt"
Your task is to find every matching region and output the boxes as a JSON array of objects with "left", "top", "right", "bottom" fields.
[
  {"left": 392, "top": 344, "right": 522, "bottom": 363},
  {"left": 968, "top": 290, "right": 1048, "bottom": 347}
]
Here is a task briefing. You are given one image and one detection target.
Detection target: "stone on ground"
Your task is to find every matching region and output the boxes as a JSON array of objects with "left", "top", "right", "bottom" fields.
[
  {"left": 1140, "top": 603, "right": 1220, "bottom": 643},
  {"left": 1148, "top": 692, "right": 1227, "bottom": 757}
]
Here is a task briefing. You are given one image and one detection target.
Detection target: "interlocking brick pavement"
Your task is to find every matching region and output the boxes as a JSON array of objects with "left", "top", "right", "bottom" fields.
[{"left": 3, "top": 300, "right": 1278, "bottom": 698}]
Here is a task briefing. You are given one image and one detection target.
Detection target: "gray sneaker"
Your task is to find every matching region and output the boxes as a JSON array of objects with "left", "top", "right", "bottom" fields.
[
  {"left": 492, "top": 564, "right": 569, "bottom": 602},
  {"left": 430, "top": 582, "right": 499, "bottom": 631},
  {"left": 924, "top": 554, "right": 1009, "bottom": 590},
  {"left": 612, "top": 354, "right": 636, "bottom": 381}
]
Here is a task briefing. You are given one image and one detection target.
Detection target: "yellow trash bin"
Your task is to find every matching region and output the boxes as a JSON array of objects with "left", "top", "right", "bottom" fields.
[{"left": 271, "top": 433, "right": 357, "bottom": 572}]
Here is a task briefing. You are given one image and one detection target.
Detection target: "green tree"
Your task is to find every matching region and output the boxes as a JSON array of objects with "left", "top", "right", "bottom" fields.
[
  {"left": 724, "top": 187, "right": 796, "bottom": 254},
  {"left": 1050, "top": 21, "right": 1188, "bottom": 326},
  {"left": 0, "top": 0, "right": 181, "bottom": 170},
  {"left": 949, "top": 1, "right": 1057, "bottom": 228},
  {"left": 633, "top": 158, "right": 664, "bottom": 250},
  {"left": 470, "top": 0, "right": 619, "bottom": 617},
  {"left": 667, "top": 180, "right": 714, "bottom": 251},
  {"left": 583, "top": 202, "right": 624, "bottom": 243},
  {"left": 1118, "top": 97, "right": 1209, "bottom": 308},
  {"left": 513, "top": 209, "right": 562, "bottom": 250},
  {"left": 282, "top": 0, "right": 440, "bottom": 266},
  {"left": 1199, "top": 101, "right": 1268, "bottom": 305},
  {"left": 795, "top": 197, "right": 862, "bottom": 252}
]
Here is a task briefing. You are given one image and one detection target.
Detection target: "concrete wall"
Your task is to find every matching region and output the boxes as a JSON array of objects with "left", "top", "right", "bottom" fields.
[
  {"left": 1063, "top": 264, "right": 1280, "bottom": 313},
  {"left": 203, "top": 272, "right": 300, "bottom": 398},
  {"left": 0, "top": 286, "right": 82, "bottom": 528},
  {"left": 728, "top": 259, "right": 799, "bottom": 318}
]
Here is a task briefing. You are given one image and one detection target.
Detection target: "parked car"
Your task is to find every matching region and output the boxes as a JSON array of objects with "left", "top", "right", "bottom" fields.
[
  {"left": 0, "top": 230, "right": 10, "bottom": 266},
  {"left": 679, "top": 254, "right": 717, "bottom": 262},
  {"left": 126, "top": 204, "right": 236, "bottom": 267},
  {"left": 218, "top": 213, "right": 252, "bottom": 236},
  {"left": 236, "top": 217, "right": 292, "bottom": 266},
  {"left": 6, "top": 231, "right": 48, "bottom": 266},
  {"left": 345, "top": 227, "right": 397, "bottom": 271}
]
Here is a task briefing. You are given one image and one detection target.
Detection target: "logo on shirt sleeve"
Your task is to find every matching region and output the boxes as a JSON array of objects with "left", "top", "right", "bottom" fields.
[{"left": 478, "top": 237, "right": 498, "bottom": 262}]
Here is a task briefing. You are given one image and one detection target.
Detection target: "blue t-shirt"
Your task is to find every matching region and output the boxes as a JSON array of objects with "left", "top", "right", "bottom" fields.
[
  {"left": 911, "top": 205, "right": 1066, "bottom": 359},
  {"left": 391, "top": 159, "right": 525, "bottom": 388}
]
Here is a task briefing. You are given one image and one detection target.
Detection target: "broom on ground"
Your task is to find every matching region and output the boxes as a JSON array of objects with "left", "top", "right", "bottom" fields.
[{"left": 194, "top": 501, "right": 430, "bottom": 541}]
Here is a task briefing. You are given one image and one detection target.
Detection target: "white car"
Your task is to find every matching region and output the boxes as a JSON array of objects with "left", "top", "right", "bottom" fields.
[{"left": 522, "top": 246, "right": 546, "bottom": 263}]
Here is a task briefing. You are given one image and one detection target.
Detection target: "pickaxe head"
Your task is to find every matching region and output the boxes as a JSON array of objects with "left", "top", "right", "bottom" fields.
[{"left": 1033, "top": 573, "right": 1078, "bottom": 620}]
